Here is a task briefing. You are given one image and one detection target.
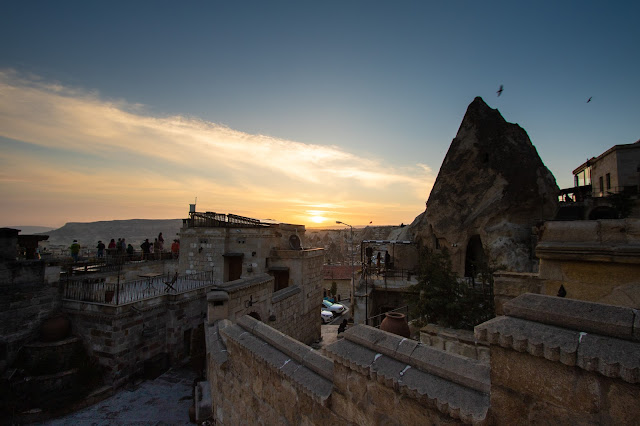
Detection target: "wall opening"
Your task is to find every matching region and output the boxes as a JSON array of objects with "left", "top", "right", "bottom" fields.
[
  {"left": 464, "top": 235, "right": 485, "bottom": 278},
  {"left": 223, "top": 254, "right": 243, "bottom": 282}
]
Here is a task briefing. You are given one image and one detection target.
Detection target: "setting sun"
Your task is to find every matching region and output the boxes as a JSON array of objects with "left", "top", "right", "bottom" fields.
[{"left": 310, "top": 215, "right": 326, "bottom": 224}]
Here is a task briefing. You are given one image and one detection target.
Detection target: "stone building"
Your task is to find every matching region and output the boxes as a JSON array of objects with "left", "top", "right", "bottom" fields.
[
  {"left": 322, "top": 264, "right": 352, "bottom": 302},
  {"left": 558, "top": 140, "right": 640, "bottom": 220},
  {"left": 179, "top": 210, "right": 324, "bottom": 345},
  {"left": 204, "top": 293, "right": 640, "bottom": 424},
  {"left": 574, "top": 139, "right": 640, "bottom": 198}
]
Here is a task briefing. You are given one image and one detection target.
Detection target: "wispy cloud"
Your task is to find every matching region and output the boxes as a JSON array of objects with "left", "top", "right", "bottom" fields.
[{"left": 0, "top": 70, "right": 435, "bottom": 226}]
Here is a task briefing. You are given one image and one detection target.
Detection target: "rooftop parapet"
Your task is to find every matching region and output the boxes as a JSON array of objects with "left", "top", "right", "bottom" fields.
[
  {"left": 218, "top": 315, "right": 333, "bottom": 404},
  {"left": 325, "top": 324, "right": 490, "bottom": 424},
  {"left": 475, "top": 293, "right": 640, "bottom": 383}
]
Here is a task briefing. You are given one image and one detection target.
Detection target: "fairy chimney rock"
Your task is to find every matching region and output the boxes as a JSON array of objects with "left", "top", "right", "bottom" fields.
[{"left": 410, "top": 97, "right": 559, "bottom": 274}]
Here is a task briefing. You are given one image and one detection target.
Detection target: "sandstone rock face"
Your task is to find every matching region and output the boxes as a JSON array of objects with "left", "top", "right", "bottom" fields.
[{"left": 410, "top": 97, "right": 559, "bottom": 274}]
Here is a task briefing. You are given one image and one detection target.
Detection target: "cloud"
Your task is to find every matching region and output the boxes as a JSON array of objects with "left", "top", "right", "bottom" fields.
[{"left": 0, "top": 69, "right": 435, "bottom": 226}]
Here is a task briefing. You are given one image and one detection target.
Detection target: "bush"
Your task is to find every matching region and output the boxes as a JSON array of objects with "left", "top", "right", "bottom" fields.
[{"left": 408, "top": 247, "right": 496, "bottom": 330}]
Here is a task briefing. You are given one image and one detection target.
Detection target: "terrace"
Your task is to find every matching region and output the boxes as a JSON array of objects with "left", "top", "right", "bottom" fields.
[{"left": 62, "top": 270, "right": 216, "bottom": 305}]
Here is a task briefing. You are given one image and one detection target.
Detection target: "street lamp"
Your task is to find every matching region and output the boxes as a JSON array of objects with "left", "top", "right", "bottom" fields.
[{"left": 336, "top": 221, "right": 355, "bottom": 321}]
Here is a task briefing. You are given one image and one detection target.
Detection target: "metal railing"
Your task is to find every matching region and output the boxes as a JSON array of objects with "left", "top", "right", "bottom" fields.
[
  {"left": 62, "top": 270, "right": 216, "bottom": 305},
  {"left": 361, "top": 264, "right": 416, "bottom": 283},
  {"left": 59, "top": 252, "right": 176, "bottom": 278},
  {"left": 183, "top": 211, "right": 268, "bottom": 228}
]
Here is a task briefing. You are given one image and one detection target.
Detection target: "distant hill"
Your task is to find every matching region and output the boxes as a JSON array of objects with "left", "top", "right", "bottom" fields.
[
  {"left": 4, "top": 225, "right": 56, "bottom": 234},
  {"left": 38, "top": 219, "right": 183, "bottom": 247}
]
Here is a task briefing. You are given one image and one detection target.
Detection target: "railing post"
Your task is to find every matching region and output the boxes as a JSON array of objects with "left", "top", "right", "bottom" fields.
[{"left": 116, "top": 258, "right": 121, "bottom": 305}]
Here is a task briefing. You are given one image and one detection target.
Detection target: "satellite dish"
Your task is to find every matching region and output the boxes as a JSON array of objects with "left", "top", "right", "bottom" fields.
[{"left": 289, "top": 234, "right": 301, "bottom": 250}]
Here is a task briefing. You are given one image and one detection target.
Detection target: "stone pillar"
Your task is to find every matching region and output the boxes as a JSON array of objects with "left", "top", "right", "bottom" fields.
[{"left": 207, "top": 290, "right": 229, "bottom": 324}]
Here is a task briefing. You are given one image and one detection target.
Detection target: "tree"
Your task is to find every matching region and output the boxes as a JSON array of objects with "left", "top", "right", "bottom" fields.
[
  {"left": 408, "top": 247, "right": 496, "bottom": 330},
  {"left": 330, "top": 281, "right": 337, "bottom": 297}
]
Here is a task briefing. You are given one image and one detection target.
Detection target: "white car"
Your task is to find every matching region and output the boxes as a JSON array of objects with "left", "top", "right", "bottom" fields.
[
  {"left": 322, "top": 300, "right": 345, "bottom": 316},
  {"left": 321, "top": 310, "right": 333, "bottom": 324}
]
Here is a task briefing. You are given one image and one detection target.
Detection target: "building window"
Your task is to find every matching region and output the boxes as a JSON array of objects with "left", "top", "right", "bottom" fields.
[
  {"left": 599, "top": 176, "right": 604, "bottom": 195},
  {"left": 606, "top": 173, "right": 611, "bottom": 190},
  {"left": 270, "top": 268, "right": 290, "bottom": 292}
]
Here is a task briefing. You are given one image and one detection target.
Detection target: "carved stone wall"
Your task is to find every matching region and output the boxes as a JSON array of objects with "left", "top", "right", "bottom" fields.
[
  {"left": 476, "top": 293, "right": 640, "bottom": 424},
  {"left": 494, "top": 219, "right": 640, "bottom": 310}
]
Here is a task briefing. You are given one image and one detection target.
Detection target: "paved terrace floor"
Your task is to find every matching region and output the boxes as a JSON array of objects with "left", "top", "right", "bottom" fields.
[
  {"left": 43, "top": 367, "right": 198, "bottom": 426},
  {"left": 42, "top": 324, "right": 342, "bottom": 425}
]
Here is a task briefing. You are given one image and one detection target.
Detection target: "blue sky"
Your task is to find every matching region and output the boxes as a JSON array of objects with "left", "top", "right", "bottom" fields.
[{"left": 1, "top": 1, "right": 638, "bottom": 228}]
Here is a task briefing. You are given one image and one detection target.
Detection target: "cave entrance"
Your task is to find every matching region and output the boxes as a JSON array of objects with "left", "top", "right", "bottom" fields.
[{"left": 464, "top": 235, "right": 485, "bottom": 278}]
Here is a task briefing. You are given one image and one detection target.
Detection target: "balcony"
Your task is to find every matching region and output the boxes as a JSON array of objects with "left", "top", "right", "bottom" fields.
[{"left": 62, "top": 270, "right": 216, "bottom": 305}]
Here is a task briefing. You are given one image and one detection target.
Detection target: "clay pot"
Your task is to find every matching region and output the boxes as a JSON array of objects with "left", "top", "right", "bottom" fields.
[
  {"left": 41, "top": 313, "right": 70, "bottom": 342},
  {"left": 380, "top": 312, "right": 410, "bottom": 338}
]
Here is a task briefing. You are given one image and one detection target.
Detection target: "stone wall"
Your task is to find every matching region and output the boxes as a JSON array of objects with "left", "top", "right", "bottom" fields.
[
  {"left": 322, "top": 277, "right": 350, "bottom": 302},
  {"left": 206, "top": 293, "right": 640, "bottom": 424},
  {"left": 206, "top": 315, "right": 489, "bottom": 425},
  {"left": 178, "top": 223, "right": 308, "bottom": 279},
  {"left": 207, "top": 271, "right": 321, "bottom": 346},
  {"left": 476, "top": 293, "right": 640, "bottom": 424},
  {"left": 420, "top": 323, "right": 490, "bottom": 362},
  {"left": 0, "top": 262, "right": 61, "bottom": 374},
  {"left": 493, "top": 271, "right": 543, "bottom": 315},
  {"left": 63, "top": 287, "right": 209, "bottom": 387},
  {"left": 494, "top": 219, "right": 640, "bottom": 310}
]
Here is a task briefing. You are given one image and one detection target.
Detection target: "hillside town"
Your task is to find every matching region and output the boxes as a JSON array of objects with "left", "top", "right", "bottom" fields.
[{"left": 1, "top": 97, "right": 639, "bottom": 424}]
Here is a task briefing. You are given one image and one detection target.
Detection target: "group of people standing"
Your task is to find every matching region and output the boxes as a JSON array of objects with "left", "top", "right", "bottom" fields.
[
  {"left": 138, "top": 232, "right": 179, "bottom": 259},
  {"left": 96, "top": 237, "right": 133, "bottom": 258},
  {"left": 70, "top": 232, "right": 180, "bottom": 262},
  {"left": 139, "top": 232, "right": 165, "bottom": 260}
]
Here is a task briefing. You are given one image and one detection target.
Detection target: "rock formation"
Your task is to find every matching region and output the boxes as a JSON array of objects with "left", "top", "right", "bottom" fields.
[{"left": 408, "top": 97, "right": 559, "bottom": 274}]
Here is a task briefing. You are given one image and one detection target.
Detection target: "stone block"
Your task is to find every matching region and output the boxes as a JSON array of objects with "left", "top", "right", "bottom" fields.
[
  {"left": 576, "top": 333, "right": 640, "bottom": 383},
  {"left": 490, "top": 386, "right": 530, "bottom": 426},
  {"left": 476, "top": 316, "right": 579, "bottom": 365},
  {"left": 370, "top": 353, "right": 405, "bottom": 388},
  {"left": 395, "top": 337, "right": 419, "bottom": 365},
  {"left": 366, "top": 379, "right": 397, "bottom": 414},
  {"left": 429, "top": 335, "right": 445, "bottom": 350},
  {"left": 324, "top": 339, "right": 376, "bottom": 374},
  {"left": 460, "top": 344, "right": 479, "bottom": 360},
  {"left": 409, "top": 344, "right": 490, "bottom": 393},
  {"left": 605, "top": 380, "right": 640, "bottom": 424},
  {"left": 503, "top": 293, "right": 635, "bottom": 340},
  {"left": 490, "top": 346, "right": 601, "bottom": 414},
  {"left": 477, "top": 346, "right": 491, "bottom": 363},
  {"left": 419, "top": 333, "right": 431, "bottom": 345},
  {"left": 444, "top": 339, "right": 462, "bottom": 355},
  {"left": 399, "top": 366, "right": 490, "bottom": 423},
  {"left": 540, "top": 221, "right": 600, "bottom": 244}
]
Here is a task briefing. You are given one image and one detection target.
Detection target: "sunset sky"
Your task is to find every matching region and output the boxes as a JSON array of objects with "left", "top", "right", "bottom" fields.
[{"left": 1, "top": 1, "right": 639, "bottom": 228}]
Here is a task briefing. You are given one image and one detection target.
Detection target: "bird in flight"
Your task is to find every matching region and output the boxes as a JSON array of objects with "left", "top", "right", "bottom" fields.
[
  {"left": 497, "top": 85, "right": 503, "bottom": 97},
  {"left": 587, "top": 97, "right": 592, "bottom": 103}
]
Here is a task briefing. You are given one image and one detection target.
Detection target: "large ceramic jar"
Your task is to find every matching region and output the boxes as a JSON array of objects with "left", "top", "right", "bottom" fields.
[
  {"left": 379, "top": 312, "right": 410, "bottom": 338},
  {"left": 41, "top": 313, "right": 70, "bottom": 342}
]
